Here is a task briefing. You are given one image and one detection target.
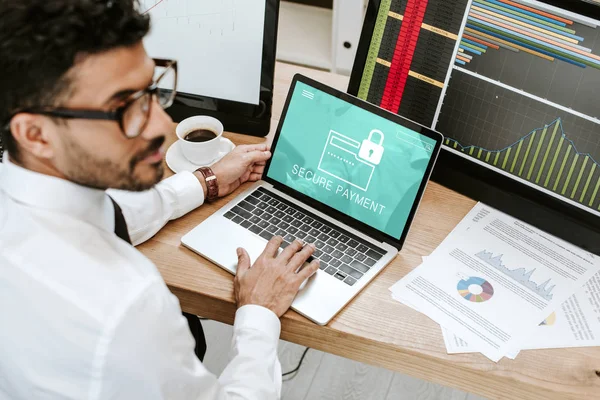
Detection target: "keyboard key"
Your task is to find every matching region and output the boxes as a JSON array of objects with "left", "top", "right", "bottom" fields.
[
  {"left": 282, "top": 215, "right": 294, "bottom": 223},
  {"left": 336, "top": 243, "right": 348, "bottom": 252},
  {"left": 274, "top": 210, "right": 285, "bottom": 219},
  {"left": 260, "top": 231, "right": 274, "bottom": 241},
  {"left": 347, "top": 239, "right": 360, "bottom": 248},
  {"left": 325, "top": 266, "right": 337, "bottom": 275},
  {"left": 246, "top": 196, "right": 260, "bottom": 205},
  {"left": 299, "top": 224, "right": 310, "bottom": 232},
  {"left": 355, "top": 253, "right": 367, "bottom": 262},
  {"left": 329, "top": 230, "right": 341, "bottom": 239},
  {"left": 311, "top": 220, "right": 323, "bottom": 229},
  {"left": 268, "top": 199, "right": 279, "bottom": 206},
  {"left": 294, "top": 211, "right": 305, "bottom": 219},
  {"left": 251, "top": 209, "right": 264, "bottom": 216},
  {"left": 284, "top": 234, "right": 296, "bottom": 243},
  {"left": 241, "top": 220, "right": 252, "bottom": 229},
  {"left": 319, "top": 262, "right": 328, "bottom": 270},
  {"left": 266, "top": 206, "right": 277, "bottom": 214},
  {"left": 309, "top": 229, "right": 321, "bottom": 237},
  {"left": 257, "top": 202, "right": 268, "bottom": 210},
  {"left": 365, "top": 258, "right": 376, "bottom": 267},
  {"left": 266, "top": 225, "right": 278, "bottom": 233},
  {"left": 321, "top": 254, "right": 332, "bottom": 262},
  {"left": 323, "top": 245, "right": 334, "bottom": 254},
  {"left": 326, "top": 238, "right": 339, "bottom": 247},
  {"left": 334, "top": 272, "right": 346, "bottom": 281},
  {"left": 341, "top": 255, "right": 353, "bottom": 264},
  {"left": 276, "top": 203, "right": 287, "bottom": 211},
  {"left": 291, "top": 219, "right": 303, "bottom": 228},
  {"left": 305, "top": 235, "right": 316, "bottom": 243},
  {"left": 233, "top": 207, "right": 252, "bottom": 220},
  {"left": 280, "top": 222, "right": 290, "bottom": 230},
  {"left": 232, "top": 215, "right": 244, "bottom": 224},
  {"left": 344, "top": 277, "right": 357, "bottom": 286},
  {"left": 330, "top": 259, "right": 341, "bottom": 267},
  {"left": 285, "top": 208, "right": 296, "bottom": 215},
  {"left": 350, "top": 260, "right": 369, "bottom": 273},
  {"left": 338, "top": 235, "right": 350, "bottom": 244},
  {"left": 366, "top": 249, "right": 384, "bottom": 260},
  {"left": 296, "top": 231, "right": 307, "bottom": 239},
  {"left": 262, "top": 214, "right": 273, "bottom": 222},
  {"left": 319, "top": 225, "right": 332, "bottom": 234},
  {"left": 315, "top": 240, "right": 325, "bottom": 249},
  {"left": 270, "top": 217, "right": 281, "bottom": 225},
  {"left": 239, "top": 201, "right": 255, "bottom": 212},
  {"left": 314, "top": 249, "right": 323, "bottom": 258},
  {"left": 276, "top": 229, "right": 287, "bottom": 237},
  {"left": 331, "top": 250, "right": 343, "bottom": 259},
  {"left": 249, "top": 216, "right": 261, "bottom": 224},
  {"left": 318, "top": 233, "right": 329, "bottom": 241},
  {"left": 357, "top": 244, "right": 369, "bottom": 253},
  {"left": 251, "top": 191, "right": 263, "bottom": 199},
  {"left": 249, "top": 225, "right": 262, "bottom": 234},
  {"left": 258, "top": 220, "right": 270, "bottom": 229},
  {"left": 302, "top": 216, "right": 314, "bottom": 224},
  {"left": 345, "top": 248, "right": 357, "bottom": 256},
  {"left": 288, "top": 226, "right": 299, "bottom": 235},
  {"left": 340, "top": 264, "right": 363, "bottom": 279},
  {"left": 224, "top": 211, "right": 235, "bottom": 219}
]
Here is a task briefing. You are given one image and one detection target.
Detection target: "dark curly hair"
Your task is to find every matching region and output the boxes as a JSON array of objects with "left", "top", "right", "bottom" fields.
[{"left": 0, "top": 0, "right": 150, "bottom": 162}]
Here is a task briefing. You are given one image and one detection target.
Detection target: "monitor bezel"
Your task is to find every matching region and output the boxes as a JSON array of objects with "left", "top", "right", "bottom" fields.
[
  {"left": 347, "top": 0, "right": 600, "bottom": 255},
  {"left": 262, "top": 74, "right": 443, "bottom": 250}
]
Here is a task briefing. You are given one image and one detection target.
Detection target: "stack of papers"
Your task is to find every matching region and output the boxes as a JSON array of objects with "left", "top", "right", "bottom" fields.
[{"left": 390, "top": 203, "right": 600, "bottom": 362}]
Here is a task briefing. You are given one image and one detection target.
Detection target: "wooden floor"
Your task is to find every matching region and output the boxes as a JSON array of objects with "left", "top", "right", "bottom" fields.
[{"left": 202, "top": 319, "right": 486, "bottom": 400}]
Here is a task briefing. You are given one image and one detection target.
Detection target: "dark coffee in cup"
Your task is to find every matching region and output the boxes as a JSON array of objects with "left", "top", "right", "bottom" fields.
[{"left": 184, "top": 129, "right": 217, "bottom": 142}]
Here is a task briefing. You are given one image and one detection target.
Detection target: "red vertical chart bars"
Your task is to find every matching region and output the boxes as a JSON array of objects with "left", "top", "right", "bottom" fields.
[{"left": 380, "top": 0, "right": 429, "bottom": 112}]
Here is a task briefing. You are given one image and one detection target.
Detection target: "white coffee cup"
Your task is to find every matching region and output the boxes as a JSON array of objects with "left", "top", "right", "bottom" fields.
[{"left": 175, "top": 116, "right": 225, "bottom": 166}]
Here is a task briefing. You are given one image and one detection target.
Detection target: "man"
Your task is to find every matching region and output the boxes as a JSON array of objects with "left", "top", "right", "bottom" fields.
[{"left": 0, "top": 1, "right": 319, "bottom": 399}]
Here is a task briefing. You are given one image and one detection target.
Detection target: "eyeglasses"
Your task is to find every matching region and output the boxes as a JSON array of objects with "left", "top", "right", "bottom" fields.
[{"left": 9, "top": 58, "right": 177, "bottom": 139}]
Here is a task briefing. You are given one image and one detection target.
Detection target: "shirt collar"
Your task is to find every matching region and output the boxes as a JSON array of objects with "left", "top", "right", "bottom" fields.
[{"left": 0, "top": 153, "right": 115, "bottom": 233}]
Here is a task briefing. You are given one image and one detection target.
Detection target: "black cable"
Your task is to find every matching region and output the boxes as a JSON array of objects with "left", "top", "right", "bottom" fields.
[{"left": 282, "top": 348, "right": 310, "bottom": 378}]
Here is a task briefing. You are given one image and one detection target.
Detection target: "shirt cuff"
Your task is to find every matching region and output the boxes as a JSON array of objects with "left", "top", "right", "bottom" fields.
[
  {"left": 160, "top": 171, "right": 205, "bottom": 219},
  {"left": 234, "top": 305, "right": 281, "bottom": 341}
]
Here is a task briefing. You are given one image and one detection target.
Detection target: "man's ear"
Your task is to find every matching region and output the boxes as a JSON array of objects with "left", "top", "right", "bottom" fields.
[{"left": 9, "top": 113, "right": 56, "bottom": 160}]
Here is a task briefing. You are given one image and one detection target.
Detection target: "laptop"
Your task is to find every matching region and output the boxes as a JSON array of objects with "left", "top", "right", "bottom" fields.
[{"left": 181, "top": 74, "right": 443, "bottom": 325}]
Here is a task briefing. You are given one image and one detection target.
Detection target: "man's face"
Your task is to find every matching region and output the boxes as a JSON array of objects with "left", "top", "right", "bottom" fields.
[{"left": 47, "top": 42, "right": 173, "bottom": 191}]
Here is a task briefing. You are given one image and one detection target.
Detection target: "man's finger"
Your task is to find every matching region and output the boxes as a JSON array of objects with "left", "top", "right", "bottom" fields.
[
  {"left": 239, "top": 143, "right": 269, "bottom": 153},
  {"left": 262, "top": 236, "right": 283, "bottom": 258},
  {"left": 277, "top": 239, "right": 304, "bottom": 263},
  {"left": 245, "top": 150, "right": 271, "bottom": 165},
  {"left": 296, "top": 259, "right": 320, "bottom": 282},
  {"left": 248, "top": 172, "right": 263, "bottom": 182},
  {"left": 251, "top": 164, "right": 266, "bottom": 174},
  {"left": 287, "top": 243, "right": 315, "bottom": 270},
  {"left": 236, "top": 248, "right": 251, "bottom": 276}
]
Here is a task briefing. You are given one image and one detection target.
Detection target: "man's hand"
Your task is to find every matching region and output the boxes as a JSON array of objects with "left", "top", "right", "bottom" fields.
[
  {"left": 234, "top": 237, "right": 320, "bottom": 317},
  {"left": 210, "top": 144, "right": 271, "bottom": 197}
]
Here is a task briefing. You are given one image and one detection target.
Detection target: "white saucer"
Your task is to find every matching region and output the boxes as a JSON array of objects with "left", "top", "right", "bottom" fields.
[{"left": 165, "top": 138, "right": 235, "bottom": 173}]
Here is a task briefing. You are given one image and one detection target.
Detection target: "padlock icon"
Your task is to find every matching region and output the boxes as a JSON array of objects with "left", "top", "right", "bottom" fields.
[{"left": 358, "top": 129, "right": 385, "bottom": 165}]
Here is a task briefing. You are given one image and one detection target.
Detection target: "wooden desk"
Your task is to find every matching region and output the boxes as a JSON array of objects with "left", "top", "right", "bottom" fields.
[{"left": 139, "top": 62, "right": 600, "bottom": 400}]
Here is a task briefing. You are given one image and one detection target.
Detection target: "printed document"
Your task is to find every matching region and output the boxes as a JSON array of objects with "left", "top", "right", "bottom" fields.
[{"left": 390, "top": 203, "right": 599, "bottom": 362}]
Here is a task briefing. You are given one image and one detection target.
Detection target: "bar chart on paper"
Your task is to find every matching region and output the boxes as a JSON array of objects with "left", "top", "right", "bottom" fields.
[{"left": 140, "top": 0, "right": 266, "bottom": 104}]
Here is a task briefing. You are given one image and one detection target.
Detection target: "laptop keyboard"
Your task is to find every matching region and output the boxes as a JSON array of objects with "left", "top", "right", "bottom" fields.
[{"left": 222, "top": 187, "right": 386, "bottom": 286}]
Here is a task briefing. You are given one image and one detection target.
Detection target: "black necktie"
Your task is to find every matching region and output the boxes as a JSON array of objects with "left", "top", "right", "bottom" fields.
[
  {"left": 108, "top": 196, "right": 207, "bottom": 361},
  {"left": 109, "top": 197, "right": 132, "bottom": 244}
]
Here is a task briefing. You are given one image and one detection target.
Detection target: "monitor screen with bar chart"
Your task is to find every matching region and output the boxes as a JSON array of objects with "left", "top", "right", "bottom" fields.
[{"left": 350, "top": 0, "right": 600, "bottom": 218}]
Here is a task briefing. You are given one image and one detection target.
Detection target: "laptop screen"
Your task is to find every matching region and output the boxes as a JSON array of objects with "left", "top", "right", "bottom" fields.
[{"left": 266, "top": 81, "right": 438, "bottom": 240}]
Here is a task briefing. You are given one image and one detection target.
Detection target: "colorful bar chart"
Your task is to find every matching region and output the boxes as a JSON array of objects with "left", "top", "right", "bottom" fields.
[{"left": 455, "top": 0, "right": 600, "bottom": 69}]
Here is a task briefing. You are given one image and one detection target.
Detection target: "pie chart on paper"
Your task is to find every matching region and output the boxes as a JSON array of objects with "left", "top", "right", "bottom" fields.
[{"left": 457, "top": 277, "right": 494, "bottom": 303}]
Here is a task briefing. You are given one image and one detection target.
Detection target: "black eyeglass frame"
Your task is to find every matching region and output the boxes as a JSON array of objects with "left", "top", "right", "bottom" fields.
[{"left": 7, "top": 58, "right": 177, "bottom": 138}]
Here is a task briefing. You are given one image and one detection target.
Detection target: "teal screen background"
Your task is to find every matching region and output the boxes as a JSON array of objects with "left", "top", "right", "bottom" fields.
[{"left": 267, "top": 82, "right": 437, "bottom": 239}]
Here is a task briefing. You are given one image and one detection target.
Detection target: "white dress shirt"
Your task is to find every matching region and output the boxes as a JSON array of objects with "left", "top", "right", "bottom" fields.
[{"left": 0, "top": 155, "right": 282, "bottom": 400}]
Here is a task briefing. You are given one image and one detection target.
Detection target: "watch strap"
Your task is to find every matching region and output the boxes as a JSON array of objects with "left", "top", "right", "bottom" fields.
[{"left": 197, "top": 166, "right": 219, "bottom": 202}]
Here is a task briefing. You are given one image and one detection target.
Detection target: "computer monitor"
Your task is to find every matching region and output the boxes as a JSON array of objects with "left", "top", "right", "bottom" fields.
[{"left": 349, "top": 0, "right": 600, "bottom": 253}]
